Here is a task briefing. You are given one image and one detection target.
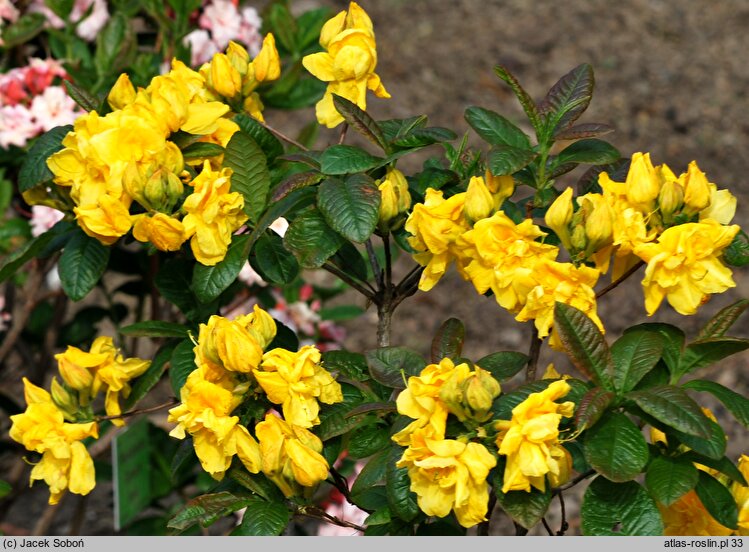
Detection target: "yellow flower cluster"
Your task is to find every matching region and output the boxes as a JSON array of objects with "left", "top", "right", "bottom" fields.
[
  {"left": 547, "top": 153, "right": 740, "bottom": 315},
  {"left": 168, "top": 306, "right": 342, "bottom": 496},
  {"left": 9, "top": 337, "right": 150, "bottom": 504},
  {"left": 303, "top": 1, "right": 390, "bottom": 128},
  {"left": 392, "top": 358, "right": 500, "bottom": 528},
  {"left": 406, "top": 180, "right": 603, "bottom": 343},
  {"left": 494, "top": 380, "right": 574, "bottom": 493},
  {"left": 41, "top": 38, "right": 285, "bottom": 265}
]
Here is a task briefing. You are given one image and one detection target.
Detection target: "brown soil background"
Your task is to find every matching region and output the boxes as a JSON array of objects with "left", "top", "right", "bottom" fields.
[{"left": 2, "top": 0, "right": 748, "bottom": 537}]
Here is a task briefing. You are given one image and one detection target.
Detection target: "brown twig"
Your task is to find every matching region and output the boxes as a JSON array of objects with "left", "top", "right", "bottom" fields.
[
  {"left": 33, "top": 497, "right": 63, "bottom": 536},
  {"left": 553, "top": 469, "right": 595, "bottom": 495},
  {"left": 595, "top": 260, "right": 645, "bottom": 299},
  {"left": 338, "top": 123, "right": 349, "bottom": 145},
  {"left": 557, "top": 490, "right": 569, "bottom": 535},
  {"left": 95, "top": 399, "right": 178, "bottom": 422},
  {"left": 525, "top": 325, "right": 542, "bottom": 382},
  {"left": 365, "top": 239, "right": 383, "bottom": 290},
  {"left": 542, "top": 517, "right": 554, "bottom": 536},
  {"left": 259, "top": 121, "right": 309, "bottom": 151},
  {"left": 298, "top": 506, "right": 366, "bottom": 533},
  {"left": 322, "top": 262, "right": 375, "bottom": 299}
]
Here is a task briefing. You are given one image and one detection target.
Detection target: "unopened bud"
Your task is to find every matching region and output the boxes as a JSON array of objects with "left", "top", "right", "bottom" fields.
[
  {"left": 484, "top": 171, "right": 514, "bottom": 207},
  {"left": 210, "top": 53, "right": 242, "bottom": 99},
  {"left": 570, "top": 224, "right": 587, "bottom": 250},
  {"left": 464, "top": 176, "right": 495, "bottom": 223},
  {"left": 463, "top": 367, "right": 500, "bottom": 422},
  {"left": 626, "top": 152, "right": 660, "bottom": 206},
  {"left": 50, "top": 377, "right": 78, "bottom": 418},
  {"left": 108, "top": 73, "right": 136, "bottom": 110},
  {"left": 438, "top": 363, "right": 472, "bottom": 422},
  {"left": 682, "top": 161, "right": 711, "bottom": 214},
  {"left": 545, "top": 187, "right": 574, "bottom": 249},
  {"left": 658, "top": 178, "right": 684, "bottom": 221},
  {"left": 377, "top": 168, "right": 411, "bottom": 229},
  {"left": 144, "top": 170, "right": 184, "bottom": 213},
  {"left": 253, "top": 34, "right": 281, "bottom": 83},
  {"left": 583, "top": 196, "right": 613, "bottom": 251},
  {"left": 226, "top": 41, "right": 250, "bottom": 78}
]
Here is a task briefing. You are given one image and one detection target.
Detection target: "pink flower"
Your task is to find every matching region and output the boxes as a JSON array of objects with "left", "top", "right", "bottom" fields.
[
  {"left": 0, "top": 0, "right": 18, "bottom": 22},
  {"left": 0, "top": 72, "right": 28, "bottom": 106},
  {"left": 184, "top": 29, "right": 220, "bottom": 66},
  {"left": 25, "top": 58, "right": 67, "bottom": 95},
  {"left": 30, "top": 206, "right": 65, "bottom": 237},
  {"left": 27, "top": 0, "right": 108, "bottom": 41},
  {"left": 199, "top": 0, "right": 242, "bottom": 50},
  {"left": 29, "top": 86, "right": 81, "bottom": 131},
  {"left": 269, "top": 217, "right": 289, "bottom": 237},
  {"left": 237, "top": 6, "right": 263, "bottom": 56},
  {"left": 0, "top": 295, "right": 11, "bottom": 333},
  {"left": 0, "top": 105, "right": 41, "bottom": 149},
  {"left": 237, "top": 261, "right": 267, "bottom": 288}
]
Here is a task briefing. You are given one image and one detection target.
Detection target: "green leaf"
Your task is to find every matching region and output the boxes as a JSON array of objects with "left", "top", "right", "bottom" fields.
[
  {"left": 581, "top": 477, "right": 663, "bottom": 535},
  {"left": 321, "top": 350, "right": 369, "bottom": 381},
  {"left": 667, "top": 418, "right": 726, "bottom": 460},
  {"left": 391, "top": 127, "right": 457, "bottom": 148},
  {"left": 170, "top": 339, "right": 197, "bottom": 396},
  {"left": 694, "top": 471, "right": 738, "bottom": 530},
  {"left": 386, "top": 446, "right": 419, "bottom": 522},
  {"left": 351, "top": 449, "right": 389, "bottom": 497},
  {"left": 94, "top": 14, "right": 133, "bottom": 76},
  {"left": 698, "top": 299, "right": 749, "bottom": 339},
  {"left": 380, "top": 115, "right": 427, "bottom": 144},
  {"left": 64, "top": 81, "right": 100, "bottom": 112},
  {"left": 18, "top": 125, "right": 72, "bottom": 192},
  {"left": 317, "top": 175, "right": 380, "bottom": 243},
  {"left": 0, "top": 479, "right": 11, "bottom": 499},
  {"left": 611, "top": 330, "right": 663, "bottom": 393},
  {"left": 582, "top": 411, "right": 649, "bottom": 482},
  {"left": 365, "top": 346, "right": 426, "bottom": 389},
  {"left": 58, "top": 230, "right": 110, "bottom": 301},
  {"left": 475, "top": 351, "right": 528, "bottom": 381},
  {"left": 233, "top": 500, "right": 290, "bottom": 536},
  {"left": 724, "top": 229, "right": 749, "bottom": 267},
  {"left": 263, "top": 77, "right": 326, "bottom": 110},
  {"left": 430, "top": 318, "right": 465, "bottom": 362},
  {"left": 232, "top": 115, "right": 284, "bottom": 165},
  {"left": 540, "top": 63, "right": 594, "bottom": 136},
  {"left": 553, "top": 123, "right": 614, "bottom": 141},
  {"left": 223, "top": 131, "right": 270, "bottom": 222},
  {"left": 365, "top": 508, "right": 391, "bottom": 526},
  {"left": 347, "top": 425, "right": 391, "bottom": 459},
  {"left": 266, "top": 2, "right": 297, "bottom": 54},
  {"left": 319, "top": 304, "right": 365, "bottom": 321},
  {"left": 119, "top": 321, "right": 190, "bottom": 338},
  {"left": 495, "top": 485, "right": 551, "bottom": 530},
  {"left": 625, "top": 323, "right": 684, "bottom": 375},
  {"left": 676, "top": 337, "right": 749, "bottom": 379},
  {"left": 167, "top": 492, "right": 255, "bottom": 531},
  {"left": 155, "top": 258, "right": 200, "bottom": 319},
  {"left": 682, "top": 379, "right": 749, "bottom": 428},
  {"left": 283, "top": 208, "right": 344, "bottom": 268},
  {"left": 270, "top": 171, "right": 323, "bottom": 203},
  {"left": 227, "top": 467, "right": 284, "bottom": 502},
  {"left": 493, "top": 65, "right": 542, "bottom": 132},
  {"left": 680, "top": 453, "right": 747, "bottom": 486},
  {"left": 626, "top": 385, "right": 712, "bottom": 438},
  {"left": 181, "top": 142, "right": 225, "bottom": 160},
  {"left": 251, "top": 232, "right": 299, "bottom": 285},
  {"left": 1, "top": 13, "right": 46, "bottom": 48},
  {"left": 317, "top": 384, "right": 365, "bottom": 441},
  {"left": 332, "top": 94, "right": 388, "bottom": 152},
  {"left": 575, "top": 387, "right": 615, "bottom": 431},
  {"left": 555, "top": 139, "right": 620, "bottom": 165},
  {"left": 554, "top": 302, "right": 614, "bottom": 389},
  {"left": 125, "top": 341, "right": 178, "bottom": 410},
  {"left": 645, "top": 455, "right": 698, "bottom": 506},
  {"left": 464, "top": 106, "right": 531, "bottom": 149},
  {"left": 319, "top": 145, "right": 384, "bottom": 175},
  {"left": 191, "top": 234, "right": 250, "bottom": 303},
  {"left": 487, "top": 145, "right": 537, "bottom": 176}
]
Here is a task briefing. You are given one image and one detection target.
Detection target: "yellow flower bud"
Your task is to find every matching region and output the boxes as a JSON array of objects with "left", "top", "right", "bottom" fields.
[
  {"left": 570, "top": 224, "right": 587, "bottom": 250},
  {"left": 377, "top": 168, "right": 411, "bottom": 228},
  {"left": 681, "top": 161, "right": 711, "bottom": 214},
  {"left": 463, "top": 367, "right": 501, "bottom": 422},
  {"left": 583, "top": 195, "right": 613, "bottom": 252},
  {"left": 50, "top": 377, "right": 79, "bottom": 418},
  {"left": 210, "top": 53, "right": 242, "bottom": 99},
  {"left": 107, "top": 73, "right": 136, "bottom": 110},
  {"left": 252, "top": 34, "right": 281, "bottom": 83},
  {"left": 56, "top": 348, "right": 98, "bottom": 392},
  {"left": 144, "top": 170, "right": 184, "bottom": 213},
  {"left": 485, "top": 171, "right": 515, "bottom": 208},
  {"left": 626, "top": 152, "right": 660, "bottom": 206},
  {"left": 545, "top": 187, "right": 574, "bottom": 249},
  {"left": 464, "top": 176, "right": 495, "bottom": 223},
  {"left": 658, "top": 178, "right": 684, "bottom": 220},
  {"left": 226, "top": 41, "right": 250, "bottom": 78}
]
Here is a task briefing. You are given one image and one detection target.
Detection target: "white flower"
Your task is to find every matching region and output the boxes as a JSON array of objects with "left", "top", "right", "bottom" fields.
[
  {"left": 27, "top": 0, "right": 109, "bottom": 41},
  {"left": 29, "top": 86, "right": 81, "bottom": 131},
  {"left": 237, "top": 261, "right": 266, "bottom": 287},
  {"left": 269, "top": 217, "right": 289, "bottom": 237},
  {"left": 237, "top": 6, "right": 263, "bottom": 57},
  {"left": 0, "top": 105, "right": 41, "bottom": 149},
  {"left": 183, "top": 29, "right": 220, "bottom": 67},
  {"left": 199, "top": 0, "right": 242, "bottom": 51},
  {"left": 30, "top": 206, "right": 65, "bottom": 237}
]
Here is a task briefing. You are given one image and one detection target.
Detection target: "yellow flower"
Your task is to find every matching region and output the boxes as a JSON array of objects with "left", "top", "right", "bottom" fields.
[
  {"left": 495, "top": 380, "right": 575, "bottom": 493},
  {"left": 74, "top": 195, "right": 133, "bottom": 246},
  {"left": 484, "top": 171, "right": 515, "bottom": 207},
  {"left": 732, "top": 455, "right": 749, "bottom": 535},
  {"left": 9, "top": 378, "right": 98, "bottom": 504},
  {"left": 303, "top": 1, "right": 390, "bottom": 127},
  {"left": 464, "top": 175, "right": 496, "bottom": 223},
  {"left": 405, "top": 189, "right": 468, "bottom": 291},
  {"left": 701, "top": 183, "right": 737, "bottom": 225},
  {"left": 107, "top": 73, "right": 136, "bottom": 110},
  {"left": 182, "top": 162, "right": 248, "bottom": 266},
  {"left": 634, "top": 219, "right": 739, "bottom": 315},
  {"left": 377, "top": 167, "right": 411, "bottom": 228},
  {"left": 168, "top": 368, "right": 260, "bottom": 479},
  {"left": 396, "top": 432, "right": 497, "bottom": 528},
  {"left": 660, "top": 490, "right": 733, "bottom": 536},
  {"left": 515, "top": 259, "right": 602, "bottom": 341},
  {"left": 55, "top": 345, "right": 108, "bottom": 393},
  {"left": 391, "top": 357, "right": 458, "bottom": 445},
  {"left": 253, "top": 346, "right": 343, "bottom": 428},
  {"left": 195, "top": 314, "right": 266, "bottom": 374},
  {"left": 456, "top": 211, "right": 558, "bottom": 314},
  {"left": 132, "top": 213, "right": 187, "bottom": 252}
]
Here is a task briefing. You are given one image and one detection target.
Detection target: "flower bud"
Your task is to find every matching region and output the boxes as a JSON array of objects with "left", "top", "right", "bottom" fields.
[
  {"left": 439, "top": 367, "right": 471, "bottom": 422},
  {"left": 50, "top": 377, "right": 78, "bottom": 419},
  {"left": 545, "top": 187, "right": 574, "bottom": 249},
  {"left": 583, "top": 196, "right": 613, "bottom": 252},
  {"left": 56, "top": 349, "right": 95, "bottom": 392},
  {"left": 463, "top": 367, "right": 501, "bottom": 422},
  {"left": 377, "top": 168, "right": 411, "bottom": 229},
  {"left": 226, "top": 41, "right": 250, "bottom": 78},
  {"left": 658, "top": 178, "right": 684, "bottom": 221},
  {"left": 682, "top": 161, "right": 711, "bottom": 214},
  {"left": 144, "top": 170, "right": 184, "bottom": 213},
  {"left": 253, "top": 34, "right": 281, "bottom": 83},
  {"left": 547, "top": 446, "right": 573, "bottom": 488},
  {"left": 108, "top": 73, "right": 136, "bottom": 110},
  {"left": 626, "top": 152, "right": 660, "bottom": 206},
  {"left": 570, "top": 224, "right": 588, "bottom": 251},
  {"left": 484, "top": 171, "right": 514, "bottom": 207},
  {"left": 464, "top": 176, "right": 495, "bottom": 223},
  {"left": 210, "top": 53, "right": 242, "bottom": 99}
]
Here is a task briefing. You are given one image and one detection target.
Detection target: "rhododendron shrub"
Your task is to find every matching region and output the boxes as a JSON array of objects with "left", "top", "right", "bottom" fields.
[{"left": 1, "top": 0, "right": 748, "bottom": 538}]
